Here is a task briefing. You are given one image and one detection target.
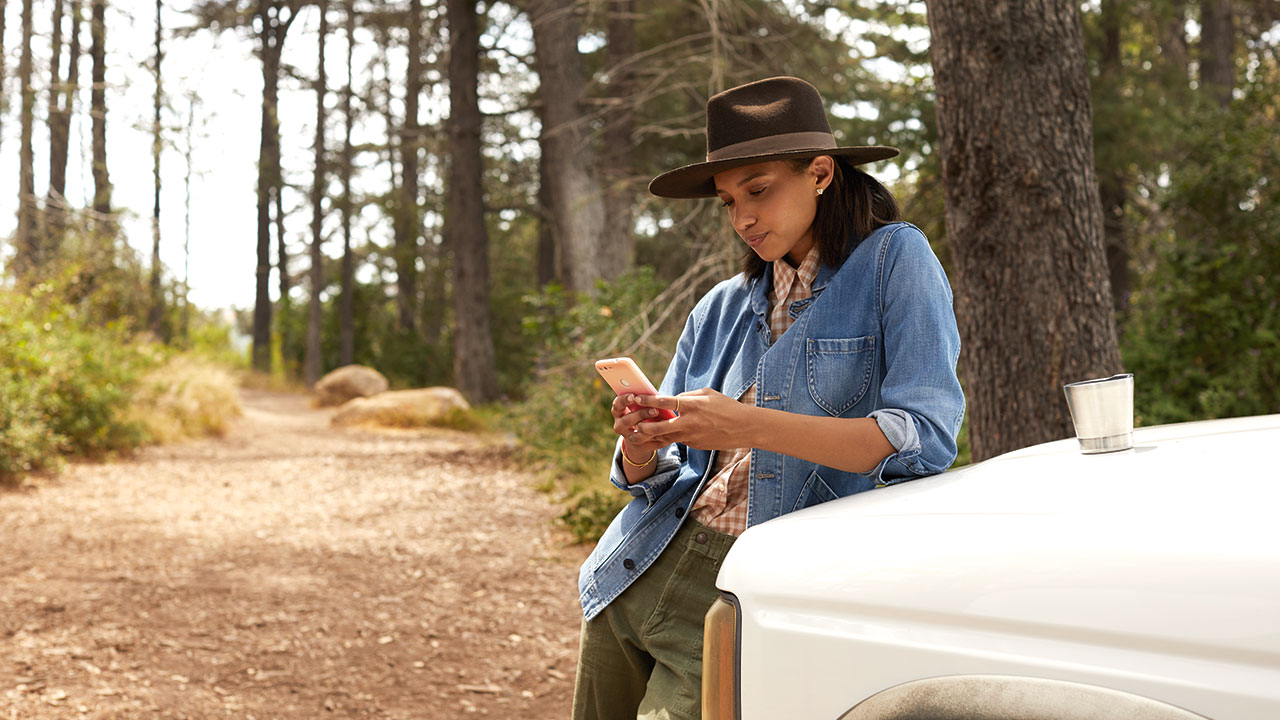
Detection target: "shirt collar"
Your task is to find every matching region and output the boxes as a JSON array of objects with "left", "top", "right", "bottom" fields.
[{"left": 772, "top": 244, "right": 821, "bottom": 304}]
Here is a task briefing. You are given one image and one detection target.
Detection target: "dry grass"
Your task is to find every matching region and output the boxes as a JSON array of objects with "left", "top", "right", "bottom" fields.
[{"left": 125, "top": 356, "right": 243, "bottom": 444}]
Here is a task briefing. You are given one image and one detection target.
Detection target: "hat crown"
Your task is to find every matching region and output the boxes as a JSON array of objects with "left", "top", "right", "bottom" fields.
[
  {"left": 647, "top": 75, "right": 898, "bottom": 198},
  {"left": 706, "top": 77, "right": 834, "bottom": 155}
]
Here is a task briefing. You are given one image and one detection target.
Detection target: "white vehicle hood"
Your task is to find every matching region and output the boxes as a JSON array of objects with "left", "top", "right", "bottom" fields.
[{"left": 719, "top": 414, "right": 1280, "bottom": 664}]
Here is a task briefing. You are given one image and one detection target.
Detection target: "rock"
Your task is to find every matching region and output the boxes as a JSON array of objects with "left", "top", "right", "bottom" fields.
[
  {"left": 331, "top": 387, "right": 475, "bottom": 429},
  {"left": 314, "top": 365, "right": 389, "bottom": 407}
]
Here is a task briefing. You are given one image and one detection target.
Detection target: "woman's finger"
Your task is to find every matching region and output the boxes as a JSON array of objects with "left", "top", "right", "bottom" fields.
[
  {"left": 611, "top": 393, "right": 640, "bottom": 418},
  {"left": 633, "top": 394, "right": 683, "bottom": 414},
  {"left": 614, "top": 406, "right": 664, "bottom": 436},
  {"left": 631, "top": 416, "right": 679, "bottom": 441}
]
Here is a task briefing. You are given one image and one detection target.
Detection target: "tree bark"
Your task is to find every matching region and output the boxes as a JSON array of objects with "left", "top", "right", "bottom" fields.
[
  {"left": 1160, "top": 2, "right": 1190, "bottom": 85},
  {"left": 601, "top": 0, "right": 636, "bottom": 280},
  {"left": 927, "top": 0, "right": 1122, "bottom": 461},
  {"left": 535, "top": 147, "right": 556, "bottom": 287},
  {"left": 447, "top": 0, "right": 499, "bottom": 402},
  {"left": 529, "top": 0, "right": 608, "bottom": 295},
  {"left": 183, "top": 94, "right": 195, "bottom": 344},
  {"left": 254, "top": 0, "right": 296, "bottom": 371},
  {"left": 148, "top": 0, "right": 164, "bottom": 337},
  {"left": 90, "top": 0, "right": 111, "bottom": 229},
  {"left": 46, "top": 0, "right": 65, "bottom": 239},
  {"left": 394, "top": 0, "right": 423, "bottom": 333},
  {"left": 305, "top": 0, "right": 329, "bottom": 386},
  {"left": 0, "top": 0, "right": 7, "bottom": 154},
  {"left": 1098, "top": 0, "right": 1128, "bottom": 316},
  {"left": 1199, "top": 0, "right": 1233, "bottom": 107},
  {"left": 275, "top": 182, "right": 292, "bottom": 371},
  {"left": 339, "top": 0, "right": 356, "bottom": 366},
  {"left": 15, "top": 0, "right": 38, "bottom": 276},
  {"left": 47, "top": 0, "right": 81, "bottom": 246}
]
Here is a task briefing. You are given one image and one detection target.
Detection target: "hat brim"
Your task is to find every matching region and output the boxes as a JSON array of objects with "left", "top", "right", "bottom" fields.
[{"left": 648, "top": 145, "right": 900, "bottom": 199}]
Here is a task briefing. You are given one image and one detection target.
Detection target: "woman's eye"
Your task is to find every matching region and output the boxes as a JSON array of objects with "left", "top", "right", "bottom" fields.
[
  {"left": 748, "top": 186, "right": 766, "bottom": 196},
  {"left": 720, "top": 199, "right": 733, "bottom": 208}
]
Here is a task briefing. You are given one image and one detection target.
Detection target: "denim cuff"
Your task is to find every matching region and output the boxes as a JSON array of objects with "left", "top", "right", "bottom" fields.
[
  {"left": 609, "top": 437, "right": 679, "bottom": 506},
  {"left": 868, "top": 408, "right": 927, "bottom": 484}
]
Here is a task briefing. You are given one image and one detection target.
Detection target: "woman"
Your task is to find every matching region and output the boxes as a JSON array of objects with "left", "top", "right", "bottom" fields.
[{"left": 573, "top": 76, "right": 965, "bottom": 720}]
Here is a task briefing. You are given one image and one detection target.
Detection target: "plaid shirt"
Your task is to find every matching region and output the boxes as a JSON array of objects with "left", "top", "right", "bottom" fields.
[{"left": 691, "top": 245, "right": 821, "bottom": 535}]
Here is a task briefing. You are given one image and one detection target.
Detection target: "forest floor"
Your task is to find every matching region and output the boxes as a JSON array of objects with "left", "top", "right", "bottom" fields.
[{"left": 0, "top": 389, "right": 591, "bottom": 719}]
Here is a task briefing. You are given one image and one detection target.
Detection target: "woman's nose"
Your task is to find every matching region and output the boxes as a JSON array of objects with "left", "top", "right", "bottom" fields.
[{"left": 732, "top": 207, "right": 755, "bottom": 234}]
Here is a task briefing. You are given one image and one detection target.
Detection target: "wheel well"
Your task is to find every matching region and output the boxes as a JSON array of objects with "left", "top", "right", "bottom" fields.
[{"left": 838, "top": 674, "right": 1211, "bottom": 720}]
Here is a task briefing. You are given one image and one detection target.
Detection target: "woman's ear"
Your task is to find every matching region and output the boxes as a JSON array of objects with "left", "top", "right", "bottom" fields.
[{"left": 810, "top": 155, "right": 835, "bottom": 192}]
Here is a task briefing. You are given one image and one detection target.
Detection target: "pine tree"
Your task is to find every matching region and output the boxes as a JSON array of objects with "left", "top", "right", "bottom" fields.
[{"left": 928, "top": 0, "right": 1123, "bottom": 460}]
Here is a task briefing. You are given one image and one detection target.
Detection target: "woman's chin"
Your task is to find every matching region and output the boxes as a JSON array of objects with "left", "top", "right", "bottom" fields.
[{"left": 748, "top": 245, "right": 781, "bottom": 262}]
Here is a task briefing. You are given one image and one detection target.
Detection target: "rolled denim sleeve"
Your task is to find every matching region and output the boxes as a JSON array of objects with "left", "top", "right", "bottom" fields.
[
  {"left": 867, "top": 226, "right": 965, "bottom": 485},
  {"left": 608, "top": 438, "right": 682, "bottom": 505},
  {"left": 605, "top": 307, "right": 699, "bottom": 506}
]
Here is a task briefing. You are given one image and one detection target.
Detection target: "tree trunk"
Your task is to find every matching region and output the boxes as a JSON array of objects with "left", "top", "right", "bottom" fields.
[
  {"left": 0, "top": 0, "right": 7, "bottom": 154},
  {"left": 148, "top": 0, "right": 164, "bottom": 337},
  {"left": 447, "top": 0, "right": 499, "bottom": 402},
  {"left": 47, "top": 0, "right": 81, "bottom": 246},
  {"left": 394, "top": 0, "right": 423, "bottom": 333},
  {"left": 339, "top": 0, "right": 356, "bottom": 366},
  {"left": 305, "top": 0, "right": 329, "bottom": 386},
  {"left": 1160, "top": 2, "right": 1190, "bottom": 86},
  {"left": 15, "top": 0, "right": 38, "bottom": 276},
  {"left": 927, "top": 0, "right": 1123, "bottom": 461},
  {"left": 183, "top": 94, "right": 195, "bottom": 345},
  {"left": 46, "top": 0, "right": 65, "bottom": 240},
  {"left": 90, "top": 0, "right": 111, "bottom": 229},
  {"left": 377, "top": 22, "right": 402, "bottom": 323},
  {"left": 1199, "top": 0, "right": 1233, "bottom": 107},
  {"left": 275, "top": 182, "right": 292, "bottom": 371},
  {"left": 535, "top": 147, "right": 556, "bottom": 287},
  {"left": 276, "top": 185, "right": 288, "bottom": 302},
  {"left": 529, "top": 0, "right": 607, "bottom": 295},
  {"left": 1098, "top": 0, "right": 1128, "bottom": 316},
  {"left": 254, "top": 0, "right": 281, "bottom": 371},
  {"left": 252, "top": 1, "right": 299, "bottom": 372},
  {"left": 601, "top": 0, "right": 636, "bottom": 279}
]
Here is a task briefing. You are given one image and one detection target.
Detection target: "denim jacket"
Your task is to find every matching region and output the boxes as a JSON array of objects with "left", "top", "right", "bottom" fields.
[{"left": 578, "top": 222, "right": 965, "bottom": 620}]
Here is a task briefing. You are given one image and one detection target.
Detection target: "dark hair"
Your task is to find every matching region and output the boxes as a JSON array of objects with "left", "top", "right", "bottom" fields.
[{"left": 740, "top": 156, "right": 901, "bottom": 278}]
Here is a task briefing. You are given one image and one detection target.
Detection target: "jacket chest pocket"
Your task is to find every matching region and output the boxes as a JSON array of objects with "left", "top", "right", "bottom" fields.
[{"left": 805, "top": 336, "right": 876, "bottom": 416}]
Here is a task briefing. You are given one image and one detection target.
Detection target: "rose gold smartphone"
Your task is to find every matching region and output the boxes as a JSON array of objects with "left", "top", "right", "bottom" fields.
[{"left": 594, "top": 357, "right": 678, "bottom": 421}]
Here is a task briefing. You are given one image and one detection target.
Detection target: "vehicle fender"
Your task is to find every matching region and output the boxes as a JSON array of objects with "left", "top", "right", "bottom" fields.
[{"left": 838, "top": 675, "right": 1210, "bottom": 720}]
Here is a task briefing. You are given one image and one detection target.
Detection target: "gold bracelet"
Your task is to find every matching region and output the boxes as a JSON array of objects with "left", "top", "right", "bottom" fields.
[{"left": 621, "top": 444, "right": 656, "bottom": 467}]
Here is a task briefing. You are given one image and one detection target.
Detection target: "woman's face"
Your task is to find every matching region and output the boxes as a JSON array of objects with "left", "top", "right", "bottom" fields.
[{"left": 713, "top": 157, "right": 832, "bottom": 266}]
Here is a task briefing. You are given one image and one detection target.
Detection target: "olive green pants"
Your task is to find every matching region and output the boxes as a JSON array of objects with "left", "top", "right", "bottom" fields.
[{"left": 572, "top": 519, "right": 736, "bottom": 720}]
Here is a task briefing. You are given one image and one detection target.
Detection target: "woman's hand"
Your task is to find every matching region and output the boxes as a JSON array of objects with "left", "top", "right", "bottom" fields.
[
  {"left": 611, "top": 393, "right": 670, "bottom": 464},
  {"left": 631, "top": 388, "right": 754, "bottom": 451}
]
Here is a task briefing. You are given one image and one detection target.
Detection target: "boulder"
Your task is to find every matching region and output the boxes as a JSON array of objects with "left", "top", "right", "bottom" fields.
[
  {"left": 331, "top": 387, "right": 474, "bottom": 429},
  {"left": 314, "top": 365, "right": 389, "bottom": 407}
]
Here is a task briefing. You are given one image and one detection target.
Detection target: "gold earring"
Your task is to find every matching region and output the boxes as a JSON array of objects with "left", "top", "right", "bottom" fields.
[{"left": 816, "top": 187, "right": 825, "bottom": 196}]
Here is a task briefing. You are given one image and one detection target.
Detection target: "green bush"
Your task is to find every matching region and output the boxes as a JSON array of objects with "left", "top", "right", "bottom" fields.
[
  {"left": 0, "top": 365, "right": 64, "bottom": 479},
  {"left": 0, "top": 285, "right": 156, "bottom": 483},
  {"left": 1122, "top": 81, "right": 1280, "bottom": 426},
  {"left": 499, "top": 267, "right": 686, "bottom": 542}
]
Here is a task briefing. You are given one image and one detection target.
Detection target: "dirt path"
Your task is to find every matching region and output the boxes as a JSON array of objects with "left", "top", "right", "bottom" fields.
[{"left": 1, "top": 389, "right": 590, "bottom": 719}]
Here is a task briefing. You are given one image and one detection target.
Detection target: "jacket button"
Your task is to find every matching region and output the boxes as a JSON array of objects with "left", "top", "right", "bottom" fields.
[
  {"left": 695, "top": 532, "right": 708, "bottom": 544},
  {"left": 623, "top": 558, "right": 635, "bottom": 570},
  {"left": 674, "top": 507, "right": 685, "bottom": 518}
]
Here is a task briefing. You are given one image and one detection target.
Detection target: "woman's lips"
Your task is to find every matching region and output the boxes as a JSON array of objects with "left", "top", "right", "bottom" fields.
[{"left": 744, "top": 232, "right": 767, "bottom": 247}]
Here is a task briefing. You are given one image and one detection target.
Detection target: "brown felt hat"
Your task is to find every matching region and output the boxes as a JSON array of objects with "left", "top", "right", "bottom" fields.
[{"left": 648, "top": 76, "right": 899, "bottom": 199}]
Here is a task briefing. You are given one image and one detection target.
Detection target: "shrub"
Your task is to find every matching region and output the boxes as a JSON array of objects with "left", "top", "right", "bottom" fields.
[
  {"left": 126, "top": 356, "right": 242, "bottom": 444},
  {"left": 499, "top": 267, "right": 691, "bottom": 542},
  {"left": 1122, "top": 82, "right": 1280, "bottom": 425},
  {"left": 0, "top": 282, "right": 245, "bottom": 485},
  {"left": 0, "top": 285, "right": 153, "bottom": 483}
]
